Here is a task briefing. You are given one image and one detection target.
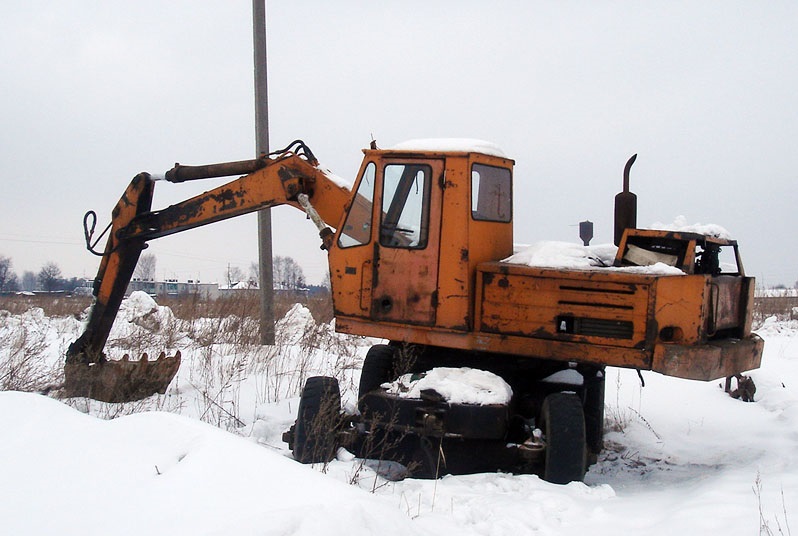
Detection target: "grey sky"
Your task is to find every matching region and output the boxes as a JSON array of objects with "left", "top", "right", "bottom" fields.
[{"left": 1, "top": 1, "right": 795, "bottom": 287}]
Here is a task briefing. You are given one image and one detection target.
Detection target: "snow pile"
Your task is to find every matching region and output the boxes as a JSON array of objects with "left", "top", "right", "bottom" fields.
[
  {"left": 756, "top": 287, "right": 798, "bottom": 298},
  {"left": 650, "top": 215, "right": 733, "bottom": 239},
  {"left": 277, "top": 303, "right": 317, "bottom": 346},
  {"left": 755, "top": 315, "right": 798, "bottom": 336},
  {"left": 383, "top": 367, "right": 513, "bottom": 405},
  {"left": 0, "top": 391, "right": 425, "bottom": 536},
  {"left": 504, "top": 241, "right": 684, "bottom": 275},
  {"left": 612, "top": 262, "right": 685, "bottom": 276},
  {"left": 121, "top": 289, "right": 159, "bottom": 318},
  {"left": 0, "top": 306, "right": 48, "bottom": 333},
  {"left": 2, "top": 297, "right": 797, "bottom": 535},
  {"left": 541, "top": 368, "right": 585, "bottom": 386},
  {"left": 504, "top": 241, "right": 616, "bottom": 269},
  {"left": 0, "top": 307, "right": 80, "bottom": 391},
  {"left": 118, "top": 290, "right": 177, "bottom": 332}
]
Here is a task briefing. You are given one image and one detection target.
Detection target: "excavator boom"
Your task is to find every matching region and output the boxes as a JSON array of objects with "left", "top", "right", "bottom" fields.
[{"left": 65, "top": 141, "right": 350, "bottom": 402}]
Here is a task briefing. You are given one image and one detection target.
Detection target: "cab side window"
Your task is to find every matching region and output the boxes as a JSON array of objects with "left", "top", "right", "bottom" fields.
[
  {"left": 380, "top": 164, "right": 431, "bottom": 249},
  {"left": 472, "top": 163, "right": 511, "bottom": 222},
  {"left": 338, "top": 162, "right": 375, "bottom": 248}
]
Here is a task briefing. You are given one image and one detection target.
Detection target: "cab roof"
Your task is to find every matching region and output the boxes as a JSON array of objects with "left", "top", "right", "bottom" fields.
[{"left": 362, "top": 138, "right": 513, "bottom": 163}]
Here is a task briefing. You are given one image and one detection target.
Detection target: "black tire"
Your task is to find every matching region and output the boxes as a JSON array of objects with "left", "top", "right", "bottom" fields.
[
  {"left": 542, "top": 392, "right": 587, "bottom": 484},
  {"left": 583, "top": 368, "right": 605, "bottom": 455},
  {"left": 359, "top": 345, "right": 396, "bottom": 398},
  {"left": 293, "top": 376, "right": 341, "bottom": 464}
]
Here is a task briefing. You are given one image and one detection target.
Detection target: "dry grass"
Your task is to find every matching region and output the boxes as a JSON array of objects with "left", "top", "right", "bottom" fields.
[
  {"left": 160, "top": 290, "right": 334, "bottom": 324},
  {"left": 0, "top": 289, "right": 334, "bottom": 324},
  {"left": 754, "top": 296, "right": 798, "bottom": 325},
  {"left": 0, "top": 294, "right": 92, "bottom": 318}
]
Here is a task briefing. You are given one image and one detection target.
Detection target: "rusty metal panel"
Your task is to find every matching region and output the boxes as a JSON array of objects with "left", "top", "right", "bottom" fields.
[
  {"left": 652, "top": 276, "right": 706, "bottom": 344},
  {"left": 369, "top": 159, "right": 444, "bottom": 326},
  {"left": 741, "top": 277, "right": 756, "bottom": 335},
  {"left": 335, "top": 315, "right": 652, "bottom": 370},
  {"left": 709, "top": 275, "right": 743, "bottom": 332},
  {"left": 478, "top": 264, "right": 650, "bottom": 348},
  {"left": 359, "top": 259, "right": 373, "bottom": 311},
  {"left": 372, "top": 247, "right": 439, "bottom": 324},
  {"left": 329, "top": 246, "right": 373, "bottom": 320},
  {"left": 434, "top": 157, "right": 477, "bottom": 331},
  {"left": 652, "top": 334, "right": 764, "bottom": 381}
]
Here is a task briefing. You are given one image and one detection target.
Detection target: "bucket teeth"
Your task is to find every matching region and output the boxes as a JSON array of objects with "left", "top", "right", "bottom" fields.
[{"left": 63, "top": 351, "right": 181, "bottom": 403}]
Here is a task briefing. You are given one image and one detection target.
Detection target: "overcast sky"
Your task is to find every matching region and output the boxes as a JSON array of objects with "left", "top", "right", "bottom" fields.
[{"left": 1, "top": 1, "right": 796, "bottom": 287}]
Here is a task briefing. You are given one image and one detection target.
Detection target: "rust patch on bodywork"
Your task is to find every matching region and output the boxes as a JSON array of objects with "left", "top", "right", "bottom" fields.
[{"left": 652, "top": 335, "right": 763, "bottom": 381}]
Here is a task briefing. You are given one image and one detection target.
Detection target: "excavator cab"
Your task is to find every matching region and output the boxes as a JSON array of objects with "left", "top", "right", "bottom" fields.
[{"left": 329, "top": 141, "right": 515, "bottom": 332}]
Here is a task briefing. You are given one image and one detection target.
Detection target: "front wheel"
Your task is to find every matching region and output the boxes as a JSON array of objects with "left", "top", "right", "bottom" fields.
[
  {"left": 542, "top": 392, "right": 587, "bottom": 484},
  {"left": 583, "top": 368, "right": 605, "bottom": 456},
  {"left": 293, "top": 376, "right": 341, "bottom": 464}
]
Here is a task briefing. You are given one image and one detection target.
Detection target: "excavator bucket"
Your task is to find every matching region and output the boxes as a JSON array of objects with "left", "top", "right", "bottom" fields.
[
  {"left": 64, "top": 171, "right": 184, "bottom": 403},
  {"left": 63, "top": 352, "right": 181, "bottom": 403}
]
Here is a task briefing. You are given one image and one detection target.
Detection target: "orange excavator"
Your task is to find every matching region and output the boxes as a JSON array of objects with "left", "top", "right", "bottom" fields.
[{"left": 67, "top": 139, "right": 762, "bottom": 483}]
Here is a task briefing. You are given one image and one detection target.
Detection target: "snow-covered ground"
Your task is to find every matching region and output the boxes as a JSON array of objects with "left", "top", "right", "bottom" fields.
[{"left": 1, "top": 293, "right": 796, "bottom": 535}]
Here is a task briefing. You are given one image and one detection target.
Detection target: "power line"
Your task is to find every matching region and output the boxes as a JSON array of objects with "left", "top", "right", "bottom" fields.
[{"left": 0, "top": 236, "right": 82, "bottom": 246}]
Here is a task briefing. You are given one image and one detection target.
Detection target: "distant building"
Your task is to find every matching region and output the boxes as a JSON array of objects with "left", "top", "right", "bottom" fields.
[
  {"left": 127, "top": 278, "right": 220, "bottom": 300},
  {"left": 70, "top": 278, "right": 323, "bottom": 301}
]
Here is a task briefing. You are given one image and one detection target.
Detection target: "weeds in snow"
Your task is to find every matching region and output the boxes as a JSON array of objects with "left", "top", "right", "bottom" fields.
[
  {"left": 605, "top": 370, "right": 652, "bottom": 437},
  {"left": 754, "top": 472, "right": 792, "bottom": 536},
  {"left": 0, "top": 292, "right": 365, "bottom": 444},
  {"left": 0, "top": 309, "right": 61, "bottom": 392}
]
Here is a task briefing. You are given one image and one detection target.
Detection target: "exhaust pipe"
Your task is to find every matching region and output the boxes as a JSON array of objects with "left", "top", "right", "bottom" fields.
[{"left": 614, "top": 154, "right": 637, "bottom": 246}]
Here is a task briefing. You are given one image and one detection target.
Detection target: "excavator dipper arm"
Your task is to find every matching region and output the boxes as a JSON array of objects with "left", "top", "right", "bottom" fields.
[{"left": 65, "top": 142, "right": 350, "bottom": 402}]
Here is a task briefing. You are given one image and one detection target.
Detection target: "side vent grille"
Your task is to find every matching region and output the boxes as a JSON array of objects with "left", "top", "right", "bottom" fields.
[{"left": 557, "top": 316, "right": 634, "bottom": 340}]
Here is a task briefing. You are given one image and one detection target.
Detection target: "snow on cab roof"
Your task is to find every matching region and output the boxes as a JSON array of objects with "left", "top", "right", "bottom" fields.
[{"left": 390, "top": 138, "right": 507, "bottom": 158}]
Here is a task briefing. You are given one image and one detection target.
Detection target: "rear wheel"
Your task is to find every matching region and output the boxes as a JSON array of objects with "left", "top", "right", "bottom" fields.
[
  {"left": 542, "top": 392, "right": 587, "bottom": 484},
  {"left": 359, "top": 345, "right": 396, "bottom": 398},
  {"left": 293, "top": 376, "right": 341, "bottom": 464}
]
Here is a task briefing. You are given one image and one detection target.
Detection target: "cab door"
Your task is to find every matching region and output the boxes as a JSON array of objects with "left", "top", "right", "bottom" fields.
[{"left": 371, "top": 159, "right": 443, "bottom": 325}]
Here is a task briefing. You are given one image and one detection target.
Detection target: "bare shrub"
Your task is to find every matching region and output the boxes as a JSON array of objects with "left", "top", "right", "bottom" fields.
[
  {"left": 249, "top": 304, "right": 365, "bottom": 404},
  {"left": 179, "top": 337, "right": 247, "bottom": 431},
  {"left": 754, "top": 472, "right": 792, "bottom": 536},
  {"left": 0, "top": 311, "right": 60, "bottom": 392}
]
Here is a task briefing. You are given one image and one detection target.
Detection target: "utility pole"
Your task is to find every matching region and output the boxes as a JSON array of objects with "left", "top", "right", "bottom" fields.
[{"left": 253, "top": 0, "right": 275, "bottom": 344}]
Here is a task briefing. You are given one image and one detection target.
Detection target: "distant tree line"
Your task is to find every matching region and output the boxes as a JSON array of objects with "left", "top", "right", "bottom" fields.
[
  {"left": 0, "top": 255, "right": 87, "bottom": 294},
  {"left": 226, "top": 255, "right": 307, "bottom": 290},
  {"left": 0, "top": 252, "right": 317, "bottom": 294}
]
